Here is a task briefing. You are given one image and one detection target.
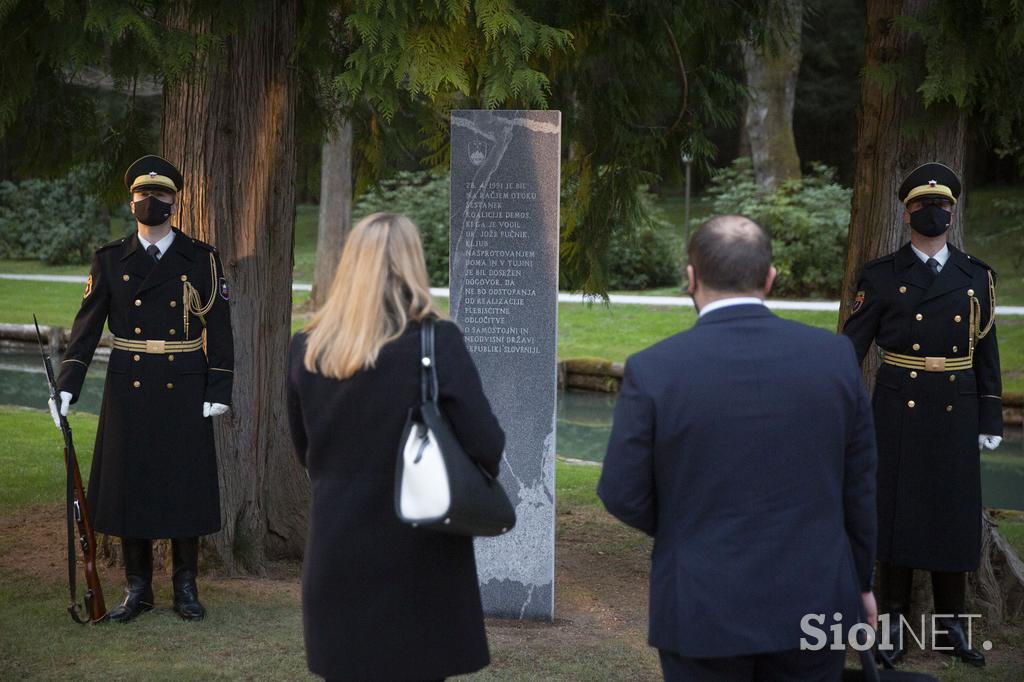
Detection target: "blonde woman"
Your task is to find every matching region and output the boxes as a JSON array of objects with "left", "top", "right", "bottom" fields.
[{"left": 286, "top": 213, "right": 505, "bottom": 682}]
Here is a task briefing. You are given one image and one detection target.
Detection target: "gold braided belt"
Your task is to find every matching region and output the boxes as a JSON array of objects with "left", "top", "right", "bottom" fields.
[
  {"left": 881, "top": 351, "right": 973, "bottom": 372},
  {"left": 111, "top": 337, "right": 204, "bottom": 354}
]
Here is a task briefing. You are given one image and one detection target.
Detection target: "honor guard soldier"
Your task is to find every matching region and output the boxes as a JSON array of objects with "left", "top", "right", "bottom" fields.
[
  {"left": 843, "top": 163, "right": 1002, "bottom": 666},
  {"left": 48, "top": 155, "right": 234, "bottom": 622}
]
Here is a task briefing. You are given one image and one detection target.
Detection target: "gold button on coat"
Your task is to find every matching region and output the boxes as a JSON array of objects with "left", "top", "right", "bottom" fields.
[
  {"left": 169, "top": 329, "right": 177, "bottom": 336},
  {"left": 133, "top": 354, "right": 140, "bottom": 362},
  {"left": 954, "top": 315, "right": 962, "bottom": 322},
  {"left": 946, "top": 405, "right": 953, "bottom": 412},
  {"left": 134, "top": 299, "right": 142, "bottom": 306},
  {"left": 949, "top": 375, "right": 956, "bottom": 382},
  {"left": 952, "top": 345, "right": 958, "bottom": 353},
  {"left": 122, "top": 274, "right": 130, "bottom": 281},
  {"left": 168, "top": 354, "right": 175, "bottom": 362},
  {"left": 181, "top": 275, "right": 188, "bottom": 281},
  {"left": 899, "top": 286, "right": 907, "bottom": 294},
  {"left": 170, "top": 300, "right": 177, "bottom": 308},
  {"left": 968, "top": 289, "right": 975, "bottom": 296},
  {"left": 910, "top": 371, "right": 918, "bottom": 379},
  {"left": 132, "top": 380, "right": 141, "bottom": 388},
  {"left": 912, "top": 343, "right": 921, "bottom": 351},
  {"left": 134, "top": 327, "right": 142, "bottom": 334},
  {"left": 166, "top": 383, "right": 174, "bottom": 390},
  {"left": 915, "top": 313, "right": 923, "bottom": 321},
  {"left": 907, "top": 400, "right": 916, "bottom": 408}
]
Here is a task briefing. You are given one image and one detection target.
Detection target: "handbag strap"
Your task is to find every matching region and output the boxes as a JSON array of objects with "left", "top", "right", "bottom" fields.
[{"left": 419, "top": 317, "right": 440, "bottom": 405}]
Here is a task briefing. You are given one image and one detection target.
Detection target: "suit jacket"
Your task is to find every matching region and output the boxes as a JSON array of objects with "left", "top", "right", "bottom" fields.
[
  {"left": 287, "top": 319, "right": 505, "bottom": 681},
  {"left": 598, "top": 304, "right": 877, "bottom": 658}
]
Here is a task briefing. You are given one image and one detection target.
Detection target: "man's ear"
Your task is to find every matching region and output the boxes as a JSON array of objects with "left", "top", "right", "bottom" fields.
[
  {"left": 686, "top": 264, "right": 696, "bottom": 295},
  {"left": 764, "top": 265, "right": 777, "bottom": 297},
  {"left": 901, "top": 208, "right": 911, "bottom": 225}
]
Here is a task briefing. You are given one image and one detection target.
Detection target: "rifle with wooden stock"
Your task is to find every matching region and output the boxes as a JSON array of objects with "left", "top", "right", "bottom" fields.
[{"left": 33, "top": 315, "right": 106, "bottom": 624}]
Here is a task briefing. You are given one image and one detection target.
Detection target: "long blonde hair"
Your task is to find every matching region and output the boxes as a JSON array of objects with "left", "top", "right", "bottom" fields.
[{"left": 303, "top": 212, "right": 441, "bottom": 378}]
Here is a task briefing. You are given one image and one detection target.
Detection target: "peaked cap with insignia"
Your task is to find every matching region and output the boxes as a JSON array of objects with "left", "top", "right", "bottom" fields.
[
  {"left": 898, "top": 162, "right": 962, "bottom": 205},
  {"left": 124, "top": 155, "right": 183, "bottom": 194}
]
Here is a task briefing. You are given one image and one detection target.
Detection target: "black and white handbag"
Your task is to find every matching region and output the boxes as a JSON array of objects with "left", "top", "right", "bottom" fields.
[{"left": 394, "top": 317, "right": 516, "bottom": 537}]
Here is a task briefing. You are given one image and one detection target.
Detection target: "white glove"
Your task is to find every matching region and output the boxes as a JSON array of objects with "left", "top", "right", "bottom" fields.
[
  {"left": 203, "top": 402, "right": 230, "bottom": 418},
  {"left": 47, "top": 391, "right": 72, "bottom": 429},
  {"left": 979, "top": 434, "right": 1002, "bottom": 451}
]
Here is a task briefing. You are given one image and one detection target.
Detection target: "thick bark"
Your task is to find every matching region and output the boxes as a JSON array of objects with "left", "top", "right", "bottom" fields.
[
  {"left": 742, "top": 0, "right": 803, "bottom": 191},
  {"left": 311, "top": 119, "right": 354, "bottom": 307},
  {"left": 161, "top": 1, "right": 308, "bottom": 572},
  {"left": 838, "top": 0, "right": 966, "bottom": 348}
]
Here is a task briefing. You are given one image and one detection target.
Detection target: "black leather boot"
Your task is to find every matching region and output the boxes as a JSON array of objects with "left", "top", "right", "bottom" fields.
[
  {"left": 932, "top": 571, "right": 985, "bottom": 667},
  {"left": 106, "top": 538, "right": 154, "bottom": 623},
  {"left": 172, "top": 537, "right": 205, "bottom": 621},
  {"left": 876, "top": 563, "right": 913, "bottom": 666},
  {"left": 934, "top": 617, "right": 985, "bottom": 666}
]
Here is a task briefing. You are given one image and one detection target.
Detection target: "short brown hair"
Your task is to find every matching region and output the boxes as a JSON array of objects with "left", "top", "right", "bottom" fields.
[{"left": 687, "top": 215, "right": 772, "bottom": 293}]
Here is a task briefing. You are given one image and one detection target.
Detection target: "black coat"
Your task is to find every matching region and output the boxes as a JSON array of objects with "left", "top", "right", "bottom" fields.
[
  {"left": 843, "top": 243, "right": 1002, "bottom": 572},
  {"left": 286, "top": 319, "right": 505, "bottom": 681},
  {"left": 57, "top": 229, "right": 234, "bottom": 539},
  {"left": 598, "top": 305, "right": 877, "bottom": 658}
]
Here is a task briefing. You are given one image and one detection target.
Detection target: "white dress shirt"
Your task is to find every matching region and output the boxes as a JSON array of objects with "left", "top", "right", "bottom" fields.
[
  {"left": 698, "top": 296, "right": 766, "bottom": 318},
  {"left": 137, "top": 230, "right": 175, "bottom": 260},
  {"left": 910, "top": 243, "right": 949, "bottom": 272}
]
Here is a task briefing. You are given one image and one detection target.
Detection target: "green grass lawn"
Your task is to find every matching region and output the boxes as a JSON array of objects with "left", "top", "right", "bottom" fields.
[{"left": 8, "top": 278, "right": 1024, "bottom": 393}]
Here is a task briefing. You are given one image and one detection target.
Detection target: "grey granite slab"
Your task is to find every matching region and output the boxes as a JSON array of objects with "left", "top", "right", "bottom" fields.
[{"left": 450, "top": 109, "right": 561, "bottom": 620}]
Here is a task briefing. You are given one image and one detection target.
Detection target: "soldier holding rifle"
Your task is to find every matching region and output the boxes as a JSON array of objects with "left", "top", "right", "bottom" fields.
[{"left": 48, "top": 155, "right": 234, "bottom": 622}]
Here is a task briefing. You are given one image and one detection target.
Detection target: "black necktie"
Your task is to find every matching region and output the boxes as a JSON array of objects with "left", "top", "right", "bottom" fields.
[
  {"left": 926, "top": 257, "right": 940, "bottom": 276},
  {"left": 146, "top": 244, "right": 160, "bottom": 262}
]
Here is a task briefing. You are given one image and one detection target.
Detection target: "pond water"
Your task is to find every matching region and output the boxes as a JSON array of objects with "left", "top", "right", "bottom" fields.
[{"left": 3, "top": 346, "right": 1023, "bottom": 509}]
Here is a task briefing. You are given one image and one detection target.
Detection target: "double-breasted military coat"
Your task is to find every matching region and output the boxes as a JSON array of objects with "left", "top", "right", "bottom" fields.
[
  {"left": 57, "top": 228, "right": 233, "bottom": 539},
  {"left": 843, "top": 243, "right": 1002, "bottom": 572}
]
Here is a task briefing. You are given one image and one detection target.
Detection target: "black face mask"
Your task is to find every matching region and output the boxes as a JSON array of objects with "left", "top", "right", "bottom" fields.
[
  {"left": 132, "top": 196, "right": 173, "bottom": 226},
  {"left": 909, "top": 204, "right": 952, "bottom": 238}
]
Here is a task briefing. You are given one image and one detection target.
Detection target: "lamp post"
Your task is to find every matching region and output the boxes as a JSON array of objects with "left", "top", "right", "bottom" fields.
[
  {"left": 679, "top": 142, "right": 693, "bottom": 292},
  {"left": 679, "top": 143, "right": 693, "bottom": 247}
]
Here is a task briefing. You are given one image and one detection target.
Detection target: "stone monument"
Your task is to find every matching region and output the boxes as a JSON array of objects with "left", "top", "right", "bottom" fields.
[{"left": 449, "top": 110, "right": 561, "bottom": 620}]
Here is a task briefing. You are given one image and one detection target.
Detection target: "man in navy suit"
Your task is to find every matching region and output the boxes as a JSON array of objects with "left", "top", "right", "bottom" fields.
[{"left": 599, "top": 215, "right": 878, "bottom": 681}]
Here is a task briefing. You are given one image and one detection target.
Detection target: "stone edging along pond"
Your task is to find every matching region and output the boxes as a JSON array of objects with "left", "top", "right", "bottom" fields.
[{"left": 3, "top": 323, "right": 1021, "bottom": 425}]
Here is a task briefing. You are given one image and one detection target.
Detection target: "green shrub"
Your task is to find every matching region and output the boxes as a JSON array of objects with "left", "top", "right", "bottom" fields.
[
  {"left": 701, "top": 157, "right": 851, "bottom": 298},
  {"left": 606, "top": 189, "right": 682, "bottom": 290},
  {"left": 354, "top": 172, "right": 681, "bottom": 291},
  {"left": 0, "top": 166, "right": 112, "bottom": 265},
  {"left": 353, "top": 171, "right": 451, "bottom": 285}
]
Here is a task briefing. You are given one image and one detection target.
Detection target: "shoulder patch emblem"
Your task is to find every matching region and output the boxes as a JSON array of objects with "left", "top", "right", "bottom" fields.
[
  {"left": 219, "top": 277, "right": 231, "bottom": 301},
  {"left": 851, "top": 290, "right": 865, "bottom": 314},
  {"left": 83, "top": 274, "right": 93, "bottom": 300}
]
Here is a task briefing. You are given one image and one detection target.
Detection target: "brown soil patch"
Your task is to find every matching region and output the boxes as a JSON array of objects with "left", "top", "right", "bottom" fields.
[{"left": 5, "top": 503, "right": 1023, "bottom": 680}]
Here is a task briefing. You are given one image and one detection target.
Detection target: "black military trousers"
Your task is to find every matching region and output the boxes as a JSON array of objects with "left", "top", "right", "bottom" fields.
[{"left": 878, "top": 562, "right": 968, "bottom": 615}]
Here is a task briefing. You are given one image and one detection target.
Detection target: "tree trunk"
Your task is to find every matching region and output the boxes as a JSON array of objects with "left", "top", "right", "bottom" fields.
[
  {"left": 742, "top": 0, "right": 803, "bottom": 191},
  {"left": 311, "top": 119, "right": 354, "bottom": 308},
  {"left": 838, "top": 0, "right": 966, "bottom": 344},
  {"left": 161, "top": 1, "right": 308, "bottom": 572}
]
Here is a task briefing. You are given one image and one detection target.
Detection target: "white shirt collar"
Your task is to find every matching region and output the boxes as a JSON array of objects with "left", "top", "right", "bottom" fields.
[
  {"left": 910, "top": 242, "right": 949, "bottom": 268},
  {"left": 698, "top": 296, "right": 766, "bottom": 318},
  {"left": 137, "top": 230, "right": 175, "bottom": 259}
]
